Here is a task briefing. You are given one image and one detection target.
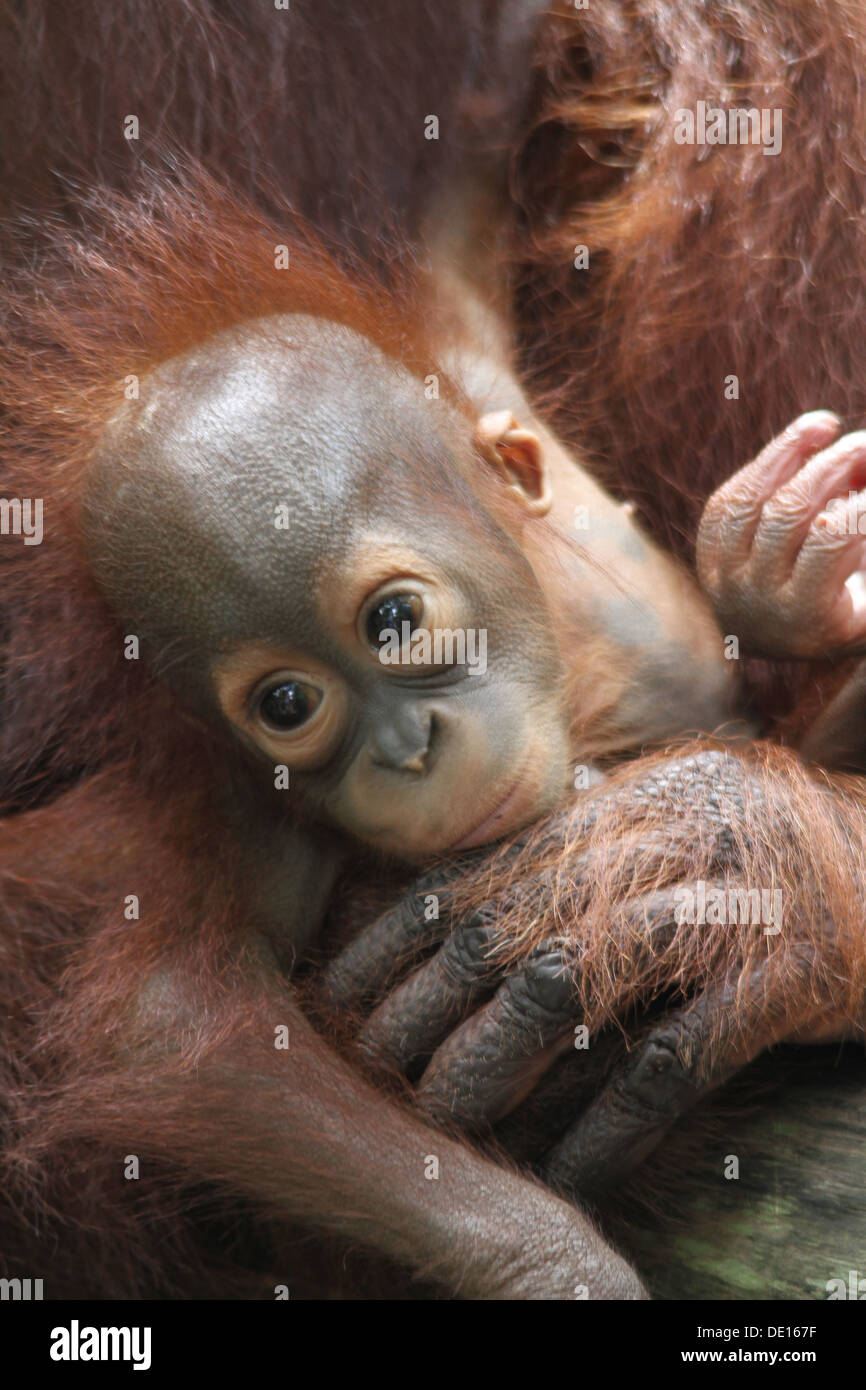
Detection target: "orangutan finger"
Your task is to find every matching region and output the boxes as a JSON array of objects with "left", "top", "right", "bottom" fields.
[
  {"left": 416, "top": 944, "right": 578, "bottom": 1128},
  {"left": 541, "top": 960, "right": 819, "bottom": 1203},
  {"left": 357, "top": 916, "right": 505, "bottom": 1072},
  {"left": 320, "top": 869, "right": 456, "bottom": 1010},
  {"left": 494, "top": 1029, "right": 628, "bottom": 1165},
  {"left": 697, "top": 412, "right": 841, "bottom": 589},
  {"left": 413, "top": 879, "right": 707, "bottom": 1128}
]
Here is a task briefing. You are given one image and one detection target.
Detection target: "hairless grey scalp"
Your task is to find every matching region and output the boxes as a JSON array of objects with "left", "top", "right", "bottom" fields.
[{"left": 81, "top": 314, "right": 493, "bottom": 678}]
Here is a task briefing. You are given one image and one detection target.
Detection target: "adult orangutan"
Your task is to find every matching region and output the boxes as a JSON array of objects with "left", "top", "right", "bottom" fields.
[{"left": 2, "top": 0, "right": 866, "bottom": 1300}]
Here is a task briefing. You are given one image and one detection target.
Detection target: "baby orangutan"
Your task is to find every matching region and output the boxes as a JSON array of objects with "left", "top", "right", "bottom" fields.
[
  {"left": 14, "top": 181, "right": 866, "bottom": 1295},
  {"left": 85, "top": 263, "right": 866, "bottom": 1146},
  {"left": 73, "top": 294, "right": 744, "bottom": 1297},
  {"left": 91, "top": 306, "right": 866, "bottom": 1197}
]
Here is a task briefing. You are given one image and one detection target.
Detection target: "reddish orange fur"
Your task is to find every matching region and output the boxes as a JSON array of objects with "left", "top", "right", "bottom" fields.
[
  {"left": 513, "top": 0, "right": 866, "bottom": 564},
  {"left": 3, "top": 0, "right": 866, "bottom": 1298},
  {"left": 446, "top": 741, "right": 866, "bottom": 1066}
]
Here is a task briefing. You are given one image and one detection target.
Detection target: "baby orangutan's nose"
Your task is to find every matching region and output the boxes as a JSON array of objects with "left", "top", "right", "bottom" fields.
[{"left": 369, "top": 704, "right": 434, "bottom": 773}]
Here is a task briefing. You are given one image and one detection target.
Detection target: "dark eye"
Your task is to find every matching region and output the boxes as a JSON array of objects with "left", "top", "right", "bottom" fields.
[
  {"left": 258, "top": 679, "right": 322, "bottom": 730},
  {"left": 365, "top": 592, "right": 423, "bottom": 648}
]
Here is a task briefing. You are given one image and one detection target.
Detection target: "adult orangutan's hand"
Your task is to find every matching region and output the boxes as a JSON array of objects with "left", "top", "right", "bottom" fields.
[{"left": 322, "top": 744, "right": 866, "bottom": 1200}]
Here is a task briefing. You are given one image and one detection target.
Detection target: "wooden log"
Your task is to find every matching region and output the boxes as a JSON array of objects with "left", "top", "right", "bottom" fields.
[{"left": 605, "top": 1045, "right": 866, "bottom": 1300}]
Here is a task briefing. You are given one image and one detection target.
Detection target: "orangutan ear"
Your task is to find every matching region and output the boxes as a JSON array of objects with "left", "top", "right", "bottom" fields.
[{"left": 473, "top": 410, "right": 553, "bottom": 516}]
